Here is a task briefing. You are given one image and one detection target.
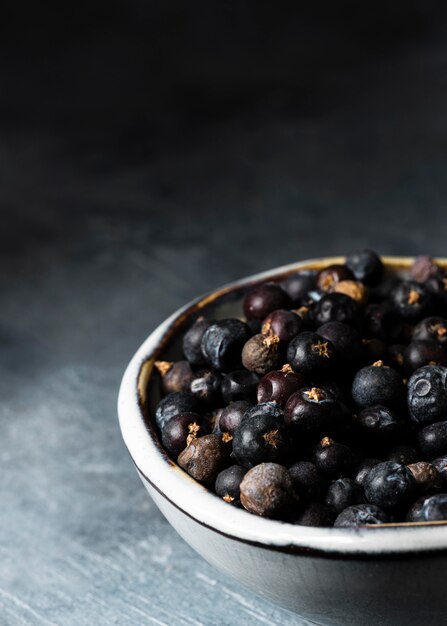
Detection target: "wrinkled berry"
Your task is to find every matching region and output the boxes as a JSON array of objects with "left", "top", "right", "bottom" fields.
[
  {"left": 178, "top": 434, "right": 230, "bottom": 484},
  {"left": 242, "top": 334, "right": 283, "bottom": 375},
  {"left": 240, "top": 463, "right": 296, "bottom": 518},
  {"left": 407, "top": 462, "right": 442, "bottom": 494},
  {"left": 410, "top": 255, "right": 440, "bottom": 283},
  {"left": 334, "top": 504, "right": 390, "bottom": 527},
  {"left": 201, "top": 319, "right": 252, "bottom": 372}
]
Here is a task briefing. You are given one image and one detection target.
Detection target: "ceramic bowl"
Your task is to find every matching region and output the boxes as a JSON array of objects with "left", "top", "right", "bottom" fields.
[{"left": 118, "top": 256, "right": 447, "bottom": 626}]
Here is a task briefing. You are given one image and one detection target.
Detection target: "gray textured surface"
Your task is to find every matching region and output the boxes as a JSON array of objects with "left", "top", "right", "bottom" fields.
[{"left": 3, "top": 14, "right": 447, "bottom": 625}]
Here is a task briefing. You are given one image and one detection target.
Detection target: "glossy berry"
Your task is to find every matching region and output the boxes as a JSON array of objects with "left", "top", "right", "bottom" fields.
[
  {"left": 201, "top": 319, "right": 252, "bottom": 372},
  {"left": 403, "top": 340, "right": 447, "bottom": 373},
  {"left": 387, "top": 446, "right": 418, "bottom": 466},
  {"left": 353, "top": 458, "right": 382, "bottom": 487},
  {"left": 155, "top": 391, "right": 203, "bottom": 430},
  {"left": 242, "top": 334, "right": 283, "bottom": 375},
  {"left": 219, "top": 400, "right": 250, "bottom": 435},
  {"left": 190, "top": 369, "right": 222, "bottom": 408},
  {"left": 313, "top": 293, "right": 360, "bottom": 328},
  {"left": 325, "top": 478, "right": 366, "bottom": 514},
  {"left": 243, "top": 283, "right": 291, "bottom": 321},
  {"left": 346, "top": 250, "right": 384, "bottom": 286},
  {"left": 432, "top": 455, "right": 447, "bottom": 486},
  {"left": 407, "top": 365, "right": 447, "bottom": 425},
  {"left": 351, "top": 362, "right": 404, "bottom": 410},
  {"left": 294, "top": 502, "right": 335, "bottom": 527},
  {"left": 261, "top": 309, "right": 302, "bottom": 343},
  {"left": 316, "top": 264, "right": 355, "bottom": 292},
  {"left": 221, "top": 370, "right": 259, "bottom": 403},
  {"left": 390, "top": 281, "right": 433, "bottom": 321},
  {"left": 182, "top": 317, "right": 211, "bottom": 366},
  {"left": 232, "top": 404, "right": 289, "bottom": 468},
  {"left": 317, "top": 321, "right": 363, "bottom": 367},
  {"left": 215, "top": 465, "right": 247, "bottom": 505},
  {"left": 407, "top": 494, "right": 447, "bottom": 522},
  {"left": 240, "top": 463, "right": 296, "bottom": 518},
  {"left": 280, "top": 270, "right": 316, "bottom": 305},
  {"left": 418, "top": 421, "right": 447, "bottom": 460},
  {"left": 313, "top": 437, "right": 356, "bottom": 478},
  {"left": 177, "top": 434, "right": 230, "bottom": 485},
  {"left": 363, "top": 303, "right": 402, "bottom": 342},
  {"left": 407, "top": 462, "right": 442, "bottom": 494},
  {"left": 257, "top": 367, "right": 308, "bottom": 407},
  {"left": 155, "top": 360, "right": 194, "bottom": 394},
  {"left": 161, "top": 413, "right": 205, "bottom": 456},
  {"left": 285, "top": 387, "right": 343, "bottom": 438},
  {"left": 288, "top": 461, "right": 325, "bottom": 501},
  {"left": 363, "top": 462, "right": 416, "bottom": 511},
  {"left": 356, "top": 405, "right": 403, "bottom": 442},
  {"left": 334, "top": 504, "right": 390, "bottom": 527},
  {"left": 413, "top": 316, "right": 447, "bottom": 345},
  {"left": 287, "top": 331, "right": 336, "bottom": 376}
]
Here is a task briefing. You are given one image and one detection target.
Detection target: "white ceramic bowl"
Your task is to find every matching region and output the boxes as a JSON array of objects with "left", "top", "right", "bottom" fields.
[{"left": 118, "top": 256, "right": 447, "bottom": 626}]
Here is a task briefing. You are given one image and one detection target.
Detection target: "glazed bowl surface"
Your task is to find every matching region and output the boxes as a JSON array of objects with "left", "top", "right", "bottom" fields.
[{"left": 118, "top": 256, "right": 447, "bottom": 626}]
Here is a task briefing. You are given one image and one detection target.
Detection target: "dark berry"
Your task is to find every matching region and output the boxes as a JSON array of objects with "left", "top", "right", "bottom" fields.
[
  {"left": 287, "top": 331, "right": 336, "bottom": 376},
  {"left": 387, "top": 344, "right": 406, "bottom": 372},
  {"left": 406, "top": 496, "right": 426, "bottom": 522},
  {"left": 403, "top": 340, "right": 447, "bottom": 373},
  {"left": 294, "top": 502, "right": 335, "bottom": 527},
  {"left": 240, "top": 463, "right": 296, "bottom": 518},
  {"left": 345, "top": 250, "right": 384, "bottom": 286},
  {"left": 390, "top": 281, "right": 433, "bottom": 321},
  {"left": 317, "top": 321, "right": 363, "bottom": 367},
  {"left": 387, "top": 445, "right": 418, "bottom": 466},
  {"left": 243, "top": 283, "right": 291, "bottom": 321},
  {"left": 325, "top": 478, "right": 366, "bottom": 514},
  {"left": 313, "top": 293, "right": 360, "bottom": 327},
  {"left": 353, "top": 458, "right": 382, "bottom": 487},
  {"left": 313, "top": 437, "right": 356, "bottom": 478},
  {"left": 219, "top": 400, "right": 250, "bottom": 435},
  {"left": 356, "top": 405, "right": 403, "bottom": 442},
  {"left": 221, "top": 370, "right": 259, "bottom": 403},
  {"left": 407, "top": 365, "right": 447, "bottom": 425},
  {"left": 190, "top": 369, "right": 222, "bottom": 408},
  {"left": 410, "top": 255, "right": 440, "bottom": 283},
  {"left": 182, "top": 317, "right": 211, "bottom": 366},
  {"left": 413, "top": 316, "right": 447, "bottom": 345},
  {"left": 407, "top": 462, "right": 442, "bottom": 494},
  {"left": 351, "top": 362, "right": 404, "bottom": 410},
  {"left": 232, "top": 404, "right": 289, "bottom": 468},
  {"left": 432, "top": 455, "right": 447, "bottom": 486},
  {"left": 362, "top": 338, "right": 388, "bottom": 364},
  {"left": 261, "top": 309, "right": 302, "bottom": 343},
  {"left": 364, "top": 462, "right": 417, "bottom": 511},
  {"left": 316, "top": 264, "right": 355, "bottom": 292},
  {"left": 289, "top": 461, "right": 325, "bottom": 501},
  {"left": 177, "top": 434, "right": 230, "bottom": 485},
  {"left": 155, "top": 391, "right": 203, "bottom": 430},
  {"left": 257, "top": 366, "right": 308, "bottom": 407},
  {"left": 215, "top": 465, "right": 247, "bottom": 505},
  {"left": 418, "top": 421, "right": 447, "bottom": 460},
  {"left": 281, "top": 270, "right": 317, "bottom": 304},
  {"left": 425, "top": 271, "right": 447, "bottom": 310},
  {"left": 408, "top": 494, "right": 447, "bottom": 522},
  {"left": 155, "top": 360, "right": 194, "bottom": 394},
  {"left": 334, "top": 504, "right": 389, "bottom": 527},
  {"left": 363, "top": 303, "right": 402, "bottom": 342},
  {"left": 161, "top": 413, "right": 205, "bottom": 457},
  {"left": 201, "top": 319, "right": 252, "bottom": 372},
  {"left": 242, "top": 334, "right": 283, "bottom": 375},
  {"left": 285, "top": 387, "right": 343, "bottom": 438}
]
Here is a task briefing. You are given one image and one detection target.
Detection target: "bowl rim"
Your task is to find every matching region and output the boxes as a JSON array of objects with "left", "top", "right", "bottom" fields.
[{"left": 118, "top": 255, "right": 447, "bottom": 557}]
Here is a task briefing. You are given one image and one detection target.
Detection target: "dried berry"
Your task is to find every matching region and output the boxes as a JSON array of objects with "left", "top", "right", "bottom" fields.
[
  {"left": 243, "top": 283, "right": 291, "bottom": 320},
  {"left": 261, "top": 309, "right": 302, "bottom": 343},
  {"left": 407, "top": 462, "right": 442, "bottom": 494},
  {"left": 407, "top": 365, "right": 447, "bottom": 425},
  {"left": 313, "top": 293, "right": 360, "bottom": 327},
  {"left": 418, "top": 421, "right": 447, "bottom": 460},
  {"left": 257, "top": 367, "right": 308, "bottom": 407},
  {"left": 285, "top": 387, "right": 344, "bottom": 438},
  {"left": 410, "top": 255, "right": 440, "bottom": 283},
  {"left": 201, "top": 319, "right": 252, "bottom": 372},
  {"left": 352, "top": 362, "right": 404, "bottom": 410},
  {"left": 334, "top": 504, "right": 390, "bottom": 527},
  {"left": 178, "top": 434, "right": 229, "bottom": 484},
  {"left": 215, "top": 465, "right": 247, "bottom": 505},
  {"left": 316, "top": 264, "right": 354, "bottom": 292},
  {"left": 363, "top": 462, "right": 416, "bottom": 511},
  {"left": 313, "top": 437, "right": 356, "bottom": 478},
  {"left": 155, "top": 391, "right": 203, "bottom": 430},
  {"left": 287, "top": 331, "right": 336, "bottom": 376},
  {"left": 155, "top": 360, "right": 194, "bottom": 394},
  {"left": 161, "top": 413, "right": 206, "bottom": 456},
  {"left": 190, "top": 369, "right": 222, "bottom": 408},
  {"left": 219, "top": 400, "right": 250, "bottom": 436},
  {"left": 289, "top": 461, "right": 325, "bottom": 501},
  {"left": 325, "top": 478, "right": 366, "bottom": 514},
  {"left": 242, "top": 334, "right": 283, "bottom": 375},
  {"left": 240, "top": 463, "right": 296, "bottom": 518},
  {"left": 182, "top": 317, "right": 211, "bottom": 366}
]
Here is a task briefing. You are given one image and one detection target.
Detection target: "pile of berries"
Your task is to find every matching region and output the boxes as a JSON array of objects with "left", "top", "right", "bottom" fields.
[{"left": 153, "top": 252, "right": 447, "bottom": 527}]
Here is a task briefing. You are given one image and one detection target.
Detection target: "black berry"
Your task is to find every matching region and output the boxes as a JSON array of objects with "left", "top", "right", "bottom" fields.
[
  {"left": 287, "top": 331, "right": 336, "bottom": 376},
  {"left": 351, "top": 362, "right": 404, "bottom": 410},
  {"left": 325, "top": 478, "right": 366, "bottom": 514},
  {"left": 407, "top": 365, "right": 447, "bottom": 425},
  {"left": 363, "top": 462, "right": 416, "bottom": 511},
  {"left": 403, "top": 340, "right": 447, "bottom": 374},
  {"left": 219, "top": 400, "right": 250, "bottom": 435},
  {"left": 294, "top": 502, "right": 335, "bottom": 527},
  {"left": 313, "top": 293, "right": 360, "bottom": 327},
  {"left": 182, "top": 317, "right": 211, "bottom": 366},
  {"left": 313, "top": 437, "right": 356, "bottom": 478},
  {"left": 155, "top": 360, "right": 194, "bottom": 394},
  {"left": 161, "top": 413, "right": 206, "bottom": 456},
  {"left": 390, "top": 281, "right": 433, "bottom": 321},
  {"left": 346, "top": 250, "right": 384, "bottom": 286},
  {"left": 201, "top": 319, "right": 252, "bottom": 372},
  {"left": 281, "top": 270, "right": 316, "bottom": 304},
  {"left": 356, "top": 405, "right": 403, "bottom": 442},
  {"left": 289, "top": 461, "right": 325, "bottom": 501},
  {"left": 413, "top": 316, "right": 447, "bottom": 345},
  {"left": 190, "top": 369, "right": 222, "bottom": 408},
  {"left": 215, "top": 465, "right": 247, "bottom": 505},
  {"left": 155, "top": 391, "right": 203, "bottom": 430},
  {"left": 334, "top": 504, "right": 389, "bottom": 527},
  {"left": 418, "top": 421, "right": 447, "bottom": 460},
  {"left": 285, "top": 387, "right": 343, "bottom": 438},
  {"left": 316, "top": 264, "right": 355, "bottom": 292},
  {"left": 221, "top": 370, "right": 259, "bottom": 403}
]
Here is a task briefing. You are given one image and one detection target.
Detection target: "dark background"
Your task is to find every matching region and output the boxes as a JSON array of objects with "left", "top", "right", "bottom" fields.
[{"left": 2, "top": 3, "right": 447, "bottom": 624}]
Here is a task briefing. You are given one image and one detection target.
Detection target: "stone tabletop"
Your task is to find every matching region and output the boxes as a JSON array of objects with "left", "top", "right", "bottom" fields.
[{"left": 3, "top": 5, "right": 447, "bottom": 624}]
